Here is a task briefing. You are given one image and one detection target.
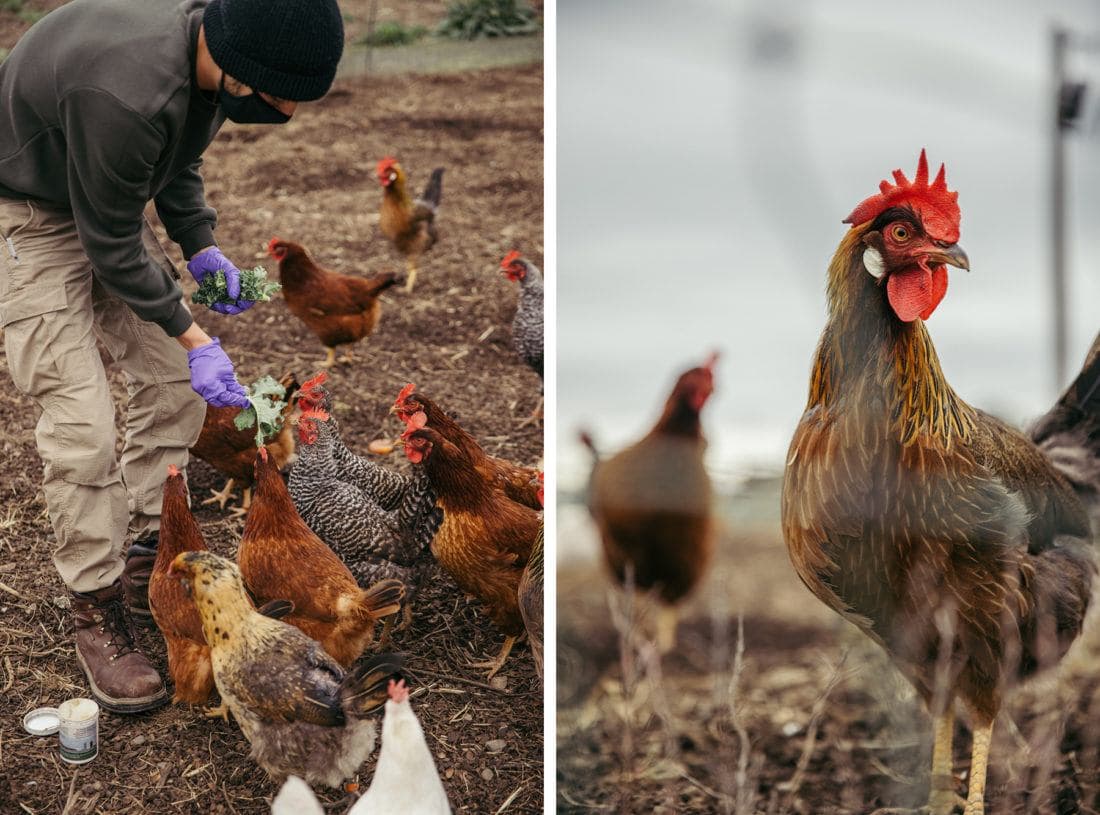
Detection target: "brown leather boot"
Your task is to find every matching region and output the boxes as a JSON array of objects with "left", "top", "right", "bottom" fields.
[
  {"left": 72, "top": 581, "right": 167, "bottom": 713},
  {"left": 121, "top": 535, "right": 158, "bottom": 629}
]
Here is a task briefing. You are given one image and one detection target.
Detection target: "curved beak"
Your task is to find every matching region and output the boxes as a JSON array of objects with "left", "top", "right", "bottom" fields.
[{"left": 930, "top": 243, "right": 970, "bottom": 271}]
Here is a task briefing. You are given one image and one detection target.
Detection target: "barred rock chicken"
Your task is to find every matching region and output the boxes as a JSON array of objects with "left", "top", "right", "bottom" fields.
[
  {"left": 501, "top": 250, "right": 544, "bottom": 425},
  {"left": 782, "top": 151, "right": 1100, "bottom": 815},
  {"left": 168, "top": 551, "right": 402, "bottom": 788},
  {"left": 190, "top": 372, "right": 299, "bottom": 514},
  {"left": 290, "top": 408, "right": 442, "bottom": 635},
  {"left": 402, "top": 421, "right": 542, "bottom": 678},
  {"left": 272, "top": 681, "right": 451, "bottom": 814},
  {"left": 518, "top": 474, "right": 544, "bottom": 679},
  {"left": 268, "top": 237, "right": 400, "bottom": 369},
  {"left": 584, "top": 354, "right": 717, "bottom": 652},
  {"left": 377, "top": 157, "right": 443, "bottom": 292},
  {"left": 393, "top": 383, "right": 542, "bottom": 510},
  {"left": 238, "top": 446, "right": 405, "bottom": 667}
]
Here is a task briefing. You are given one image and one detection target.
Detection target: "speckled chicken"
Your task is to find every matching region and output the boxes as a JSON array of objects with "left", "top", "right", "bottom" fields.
[
  {"left": 290, "top": 409, "right": 442, "bottom": 609},
  {"left": 393, "top": 383, "right": 542, "bottom": 511},
  {"left": 168, "top": 551, "right": 402, "bottom": 788},
  {"left": 501, "top": 251, "right": 544, "bottom": 426}
]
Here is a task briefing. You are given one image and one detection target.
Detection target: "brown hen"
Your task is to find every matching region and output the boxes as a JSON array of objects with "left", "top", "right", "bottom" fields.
[
  {"left": 267, "top": 237, "right": 400, "bottom": 369},
  {"left": 583, "top": 355, "right": 717, "bottom": 652},
  {"left": 238, "top": 445, "right": 405, "bottom": 667}
]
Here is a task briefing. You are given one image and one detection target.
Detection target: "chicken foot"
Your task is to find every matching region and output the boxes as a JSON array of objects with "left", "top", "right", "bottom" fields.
[
  {"left": 201, "top": 479, "right": 237, "bottom": 510},
  {"left": 469, "top": 635, "right": 517, "bottom": 679},
  {"left": 227, "top": 487, "right": 253, "bottom": 520},
  {"left": 517, "top": 395, "right": 543, "bottom": 429}
]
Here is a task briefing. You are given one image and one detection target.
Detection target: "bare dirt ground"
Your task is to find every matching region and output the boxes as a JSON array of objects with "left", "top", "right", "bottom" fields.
[
  {"left": 558, "top": 485, "right": 1100, "bottom": 814},
  {"left": 0, "top": 8, "right": 544, "bottom": 812}
]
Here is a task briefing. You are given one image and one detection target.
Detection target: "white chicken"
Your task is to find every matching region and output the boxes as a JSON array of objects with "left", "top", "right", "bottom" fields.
[{"left": 271, "top": 679, "right": 451, "bottom": 815}]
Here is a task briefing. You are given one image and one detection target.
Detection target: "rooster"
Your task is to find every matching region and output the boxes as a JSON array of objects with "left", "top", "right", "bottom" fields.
[
  {"left": 393, "top": 383, "right": 542, "bottom": 511},
  {"left": 402, "top": 421, "right": 541, "bottom": 678},
  {"left": 267, "top": 237, "right": 400, "bottom": 369},
  {"left": 500, "top": 250, "right": 544, "bottom": 426},
  {"left": 377, "top": 156, "right": 443, "bottom": 292},
  {"left": 238, "top": 445, "right": 405, "bottom": 667},
  {"left": 168, "top": 551, "right": 402, "bottom": 788},
  {"left": 782, "top": 150, "right": 1100, "bottom": 815},
  {"left": 583, "top": 354, "right": 717, "bottom": 652},
  {"left": 189, "top": 372, "right": 299, "bottom": 514}
]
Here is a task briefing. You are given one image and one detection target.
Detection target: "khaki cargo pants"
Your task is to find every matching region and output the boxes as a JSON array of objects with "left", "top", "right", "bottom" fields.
[{"left": 0, "top": 198, "right": 205, "bottom": 593}]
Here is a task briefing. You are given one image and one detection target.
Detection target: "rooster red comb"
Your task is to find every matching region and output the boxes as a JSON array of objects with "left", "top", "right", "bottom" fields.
[
  {"left": 844, "top": 149, "right": 960, "bottom": 244},
  {"left": 377, "top": 156, "right": 398, "bottom": 175},
  {"left": 395, "top": 383, "right": 416, "bottom": 406},
  {"left": 500, "top": 250, "right": 522, "bottom": 268}
]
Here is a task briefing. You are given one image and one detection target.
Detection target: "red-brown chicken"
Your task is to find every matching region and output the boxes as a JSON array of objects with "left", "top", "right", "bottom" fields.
[
  {"left": 377, "top": 156, "right": 443, "bottom": 292},
  {"left": 238, "top": 444, "right": 406, "bottom": 667},
  {"left": 190, "top": 372, "right": 299, "bottom": 515},
  {"left": 149, "top": 465, "right": 215, "bottom": 707},
  {"left": 782, "top": 151, "right": 1100, "bottom": 814},
  {"left": 393, "top": 383, "right": 542, "bottom": 510},
  {"left": 267, "top": 237, "right": 400, "bottom": 369},
  {"left": 583, "top": 355, "right": 717, "bottom": 652},
  {"left": 401, "top": 418, "right": 541, "bottom": 678}
]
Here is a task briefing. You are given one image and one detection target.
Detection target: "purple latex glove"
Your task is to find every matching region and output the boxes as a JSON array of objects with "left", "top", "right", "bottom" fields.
[
  {"left": 187, "top": 338, "right": 251, "bottom": 409},
  {"left": 186, "top": 247, "right": 256, "bottom": 315}
]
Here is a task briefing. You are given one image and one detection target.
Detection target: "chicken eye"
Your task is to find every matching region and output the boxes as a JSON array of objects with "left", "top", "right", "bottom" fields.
[{"left": 891, "top": 225, "right": 910, "bottom": 242}]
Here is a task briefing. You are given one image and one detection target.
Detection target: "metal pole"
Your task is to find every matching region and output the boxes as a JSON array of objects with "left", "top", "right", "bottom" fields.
[{"left": 1052, "top": 28, "right": 1069, "bottom": 390}]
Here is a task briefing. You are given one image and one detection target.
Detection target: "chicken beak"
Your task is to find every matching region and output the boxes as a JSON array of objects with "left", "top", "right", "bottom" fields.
[{"left": 930, "top": 243, "right": 970, "bottom": 271}]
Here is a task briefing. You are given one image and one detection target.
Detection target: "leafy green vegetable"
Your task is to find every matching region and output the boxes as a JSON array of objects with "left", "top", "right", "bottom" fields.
[
  {"left": 233, "top": 375, "right": 290, "bottom": 447},
  {"left": 192, "top": 266, "right": 281, "bottom": 308}
]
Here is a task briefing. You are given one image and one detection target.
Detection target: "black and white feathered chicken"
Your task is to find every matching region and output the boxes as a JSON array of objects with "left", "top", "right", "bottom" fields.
[{"left": 501, "top": 251, "right": 543, "bottom": 379}]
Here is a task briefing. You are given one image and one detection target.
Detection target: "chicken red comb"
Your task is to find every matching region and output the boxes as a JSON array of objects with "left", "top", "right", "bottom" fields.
[
  {"left": 267, "top": 237, "right": 282, "bottom": 256},
  {"left": 844, "top": 149, "right": 960, "bottom": 244},
  {"left": 500, "top": 250, "right": 522, "bottom": 268},
  {"left": 395, "top": 382, "right": 416, "bottom": 406},
  {"left": 297, "top": 407, "right": 330, "bottom": 445},
  {"left": 400, "top": 410, "right": 428, "bottom": 439},
  {"left": 258, "top": 446, "right": 269, "bottom": 462},
  {"left": 299, "top": 371, "right": 328, "bottom": 405},
  {"left": 167, "top": 464, "right": 180, "bottom": 477},
  {"left": 377, "top": 156, "right": 398, "bottom": 175}
]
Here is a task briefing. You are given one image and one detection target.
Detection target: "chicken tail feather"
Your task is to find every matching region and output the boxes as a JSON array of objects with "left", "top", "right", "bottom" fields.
[
  {"left": 1019, "top": 544, "right": 1095, "bottom": 678},
  {"left": 417, "top": 167, "right": 444, "bottom": 210},
  {"left": 1032, "top": 331, "right": 1100, "bottom": 526},
  {"left": 341, "top": 652, "right": 404, "bottom": 718},
  {"left": 358, "top": 578, "right": 405, "bottom": 620}
]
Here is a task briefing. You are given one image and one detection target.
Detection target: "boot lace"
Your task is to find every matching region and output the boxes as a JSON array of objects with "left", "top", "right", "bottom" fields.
[{"left": 99, "top": 595, "right": 139, "bottom": 657}]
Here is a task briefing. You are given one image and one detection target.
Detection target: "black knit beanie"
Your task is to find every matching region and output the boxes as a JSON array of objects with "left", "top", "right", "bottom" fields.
[{"left": 203, "top": 0, "right": 345, "bottom": 102}]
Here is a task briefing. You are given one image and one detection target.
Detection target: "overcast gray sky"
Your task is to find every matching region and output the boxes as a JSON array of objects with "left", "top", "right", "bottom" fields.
[{"left": 558, "top": 0, "right": 1100, "bottom": 492}]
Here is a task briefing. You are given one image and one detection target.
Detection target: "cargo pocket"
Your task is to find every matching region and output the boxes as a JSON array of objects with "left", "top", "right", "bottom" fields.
[{"left": 0, "top": 199, "right": 36, "bottom": 304}]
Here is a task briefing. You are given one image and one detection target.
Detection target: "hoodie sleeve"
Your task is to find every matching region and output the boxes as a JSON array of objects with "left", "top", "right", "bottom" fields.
[
  {"left": 154, "top": 158, "right": 216, "bottom": 260},
  {"left": 58, "top": 86, "right": 193, "bottom": 336}
]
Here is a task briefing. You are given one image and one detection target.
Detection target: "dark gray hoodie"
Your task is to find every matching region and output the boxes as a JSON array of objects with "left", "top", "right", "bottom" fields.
[{"left": 0, "top": 0, "right": 226, "bottom": 335}]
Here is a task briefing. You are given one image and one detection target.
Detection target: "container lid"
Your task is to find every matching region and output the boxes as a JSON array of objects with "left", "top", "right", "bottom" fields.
[{"left": 23, "top": 707, "right": 60, "bottom": 736}]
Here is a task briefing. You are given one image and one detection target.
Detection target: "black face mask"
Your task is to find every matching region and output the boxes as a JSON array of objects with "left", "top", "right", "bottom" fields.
[{"left": 218, "top": 75, "right": 291, "bottom": 125}]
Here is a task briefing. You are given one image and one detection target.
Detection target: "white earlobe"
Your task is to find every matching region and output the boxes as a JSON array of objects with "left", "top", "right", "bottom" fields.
[{"left": 863, "top": 247, "right": 885, "bottom": 279}]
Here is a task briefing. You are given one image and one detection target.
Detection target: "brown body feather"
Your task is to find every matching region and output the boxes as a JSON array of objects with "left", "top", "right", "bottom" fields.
[
  {"left": 271, "top": 240, "right": 399, "bottom": 351},
  {"left": 783, "top": 227, "right": 1095, "bottom": 721},
  {"left": 149, "top": 470, "right": 215, "bottom": 704},
  {"left": 586, "top": 370, "right": 714, "bottom": 606},
  {"left": 396, "top": 391, "right": 542, "bottom": 509},
  {"left": 238, "top": 449, "right": 405, "bottom": 667},
  {"left": 405, "top": 426, "right": 540, "bottom": 638}
]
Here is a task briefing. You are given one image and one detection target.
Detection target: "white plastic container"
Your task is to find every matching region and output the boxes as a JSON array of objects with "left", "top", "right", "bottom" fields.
[{"left": 58, "top": 697, "right": 99, "bottom": 764}]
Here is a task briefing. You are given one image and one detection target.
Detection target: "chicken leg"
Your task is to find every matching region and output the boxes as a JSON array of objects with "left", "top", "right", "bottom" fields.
[
  {"left": 655, "top": 606, "right": 679, "bottom": 654},
  {"left": 963, "top": 719, "right": 993, "bottom": 815},
  {"left": 202, "top": 479, "right": 237, "bottom": 510},
  {"left": 227, "top": 487, "right": 253, "bottom": 520},
  {"left": 320, "top": 347, "right": 337, "bottom": 369},
  {"left": 927, "top": 708, "right": 960, "bottom": 814},
  {"left": 469, "top": 635, "right": 517, "bottom": 679},
  {"left": 405, "top": 258, "right": 418, "bottom": 293}
]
